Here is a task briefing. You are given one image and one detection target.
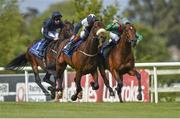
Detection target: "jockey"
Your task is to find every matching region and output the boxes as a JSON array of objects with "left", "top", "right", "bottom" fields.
[
  {"left": 39, "top": 11, "right": 64, "bottom": 57},
  {"left": 101, "top": 16, "right": 123, "bottom": 53},
  {"left": 62, "top": 14, "right": 97, "bottom": 53}
]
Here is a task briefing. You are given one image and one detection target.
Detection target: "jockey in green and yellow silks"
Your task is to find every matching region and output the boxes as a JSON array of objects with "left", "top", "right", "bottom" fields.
[
  {"left": 101, "top": 17, "right": 123, "bottom": 54},
  {"left": 101, "top": 17, "right": 143, "bottom": 55}
]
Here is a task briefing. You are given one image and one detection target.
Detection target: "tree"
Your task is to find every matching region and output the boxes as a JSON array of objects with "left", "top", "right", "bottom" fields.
[
  {"left": 124, "top": 0, "right": 177, "bottom": 61},
  {"left": 27, "top": 0, "right": 118, "bottom": 43},
  {"left": 73, "top": 0, "right": 118, "bottom": 25},
  {"left": 124, "top": 0, "right": 180, "bottom": 51},
  {"left": 134, "top": 23, "right": 170, "bottom": 62},
  {"left": 0, "top": 0, "right": 29, "bottom": 66}
]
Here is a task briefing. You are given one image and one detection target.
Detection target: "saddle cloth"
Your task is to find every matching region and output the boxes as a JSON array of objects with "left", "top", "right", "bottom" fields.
[{"left": 29, "top": 39, "right": 46, "bottom": 59}]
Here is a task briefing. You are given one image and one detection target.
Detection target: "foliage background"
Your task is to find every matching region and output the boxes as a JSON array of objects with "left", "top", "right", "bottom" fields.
[{"left": 1, "top": 0, "right": 179, "bottom": 66}]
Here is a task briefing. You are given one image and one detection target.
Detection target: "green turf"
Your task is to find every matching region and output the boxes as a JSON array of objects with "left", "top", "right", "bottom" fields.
[{"left": 0, "top": 102, "right": 180, "bottom": 118}]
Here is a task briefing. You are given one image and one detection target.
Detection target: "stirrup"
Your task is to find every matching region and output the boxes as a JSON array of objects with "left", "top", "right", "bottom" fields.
[
  {"left": 42, "top": 58, "right": 46, "bottom": 67},
  {"left": 62, "top": 45, "right": 71, "bottom": 52}
]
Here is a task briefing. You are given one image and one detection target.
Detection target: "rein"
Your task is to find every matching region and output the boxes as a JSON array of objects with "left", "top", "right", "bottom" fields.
[{"left": 78, "top": 50, "right": 98, "bottom": 57}]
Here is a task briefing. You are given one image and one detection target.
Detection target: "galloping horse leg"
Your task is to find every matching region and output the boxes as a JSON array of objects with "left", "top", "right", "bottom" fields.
[
  {"left": 99, "top": 65, "right": 115, "bottom": 96},
  {"left": 90, "top": 69, "right": 99, "bottom": 90},
  {"left": 32, "top": 66, "right": 49, "bottom": 95},
  {"left": 48, "top": 74, "right": 57, "bottom": 99},
  {"left": 43, "top": 72, "right": 55, "bottom": 87},
  {"left": 113, "top": 70, "right": 123, "bottom": 102},
  {"left": 71, "top": 71, "right": 82, "bottom": 101},
  {"left": 42, "top": 72, "right": 57, "bottom": 99},
  {"left": 128, "top": 69, "right": 142, "bottom": 100},
  {"left": 55, "top": 62, "right": 67, "bottom": 101}
]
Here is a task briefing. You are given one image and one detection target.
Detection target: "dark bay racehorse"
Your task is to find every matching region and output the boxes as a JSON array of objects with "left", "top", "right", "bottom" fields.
[
  {"left": 5, "top": 20, "right": 74, "bottom": 98},
  {"left": 98, "top": 23, "right": 142, "bottom": 102},
  {"left": 54, "top": 21, "right": 106, "bottom": 101}
]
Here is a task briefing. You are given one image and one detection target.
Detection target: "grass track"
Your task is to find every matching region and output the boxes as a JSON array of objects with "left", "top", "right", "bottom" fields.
[{"left": 0, "top": 102, "right": 180, "bottom": 118}]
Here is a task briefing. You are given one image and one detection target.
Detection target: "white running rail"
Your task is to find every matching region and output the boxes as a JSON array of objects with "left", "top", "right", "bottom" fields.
[{"left": 1, "top": 62, "right": 180, "bottom": 103}]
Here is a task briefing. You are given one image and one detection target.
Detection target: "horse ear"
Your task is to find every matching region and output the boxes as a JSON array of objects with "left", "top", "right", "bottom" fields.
[{"left": 64, "top": 19, "right": 67, "bottom": 23}]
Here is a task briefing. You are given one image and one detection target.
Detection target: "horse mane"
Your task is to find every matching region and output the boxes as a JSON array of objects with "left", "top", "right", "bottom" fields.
[{"left": 117, "top": 27, "right": 132, "bottom": 49}]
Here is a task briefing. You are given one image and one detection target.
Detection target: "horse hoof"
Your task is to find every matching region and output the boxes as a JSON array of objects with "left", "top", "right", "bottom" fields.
[
  {"left": 48, "top": 86, "right": 55, "bottom": 91},
  {"left": 77, "top": 92, "right": 83, "bottom": 99},
  {"left": 56, "top": 91, "right": 63, "bottom": 99},
  {"left": 51, "top": 93, "right": 55, "bottom": 99},
  {"left": 119, "top": 96, "right": 123, "bottom": 103},
  {"left": 137, "top": 93, "right": 142, "bottom": 100},
  {"left": 110, "top": 91, "right": 115, "bottom": 97},
  {"left": 50, "top": 90, "right": 55, "bottom": 99},
  {"left": 71, "top": 94, "right": 77, "bottom": 101},
  {"left": 90, "top": 82, "right": 99, "bottom": 90}
]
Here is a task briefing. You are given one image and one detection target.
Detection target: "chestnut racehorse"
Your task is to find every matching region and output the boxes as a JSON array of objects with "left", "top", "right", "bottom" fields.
[
  {"left": 98, "top": 23, "right": 142, "bottom": 102},
  {"left": 54, "top": 21, "right": 106, "bottom": 101}
]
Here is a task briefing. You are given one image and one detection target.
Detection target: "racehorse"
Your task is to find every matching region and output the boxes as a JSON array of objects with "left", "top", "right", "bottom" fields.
[
  {"left": 98, "top": 23, "right": 142, "bottom": 102},
  {"left": 5, "top": 20, "right": 74, "bottom": 98},
  {"left": 54, "top": 21, "right": 107, "bottom": 101}
]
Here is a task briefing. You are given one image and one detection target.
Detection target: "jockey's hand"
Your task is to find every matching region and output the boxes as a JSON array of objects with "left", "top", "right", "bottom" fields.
[
  {"left": 113, "top": 19, "right": 118, "bottom": 24},
  {"left": 74, "top": 35, "right": 79, "bottom": 42},
  {"left": 70, "top": 34, "right": 79, "bottom": 41},
  {"left": 54, "top": 37, "right": 59, "bottom": 41}
]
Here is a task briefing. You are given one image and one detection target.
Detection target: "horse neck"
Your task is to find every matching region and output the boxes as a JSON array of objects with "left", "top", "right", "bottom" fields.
[
  {"left": 117, "top": 32, "right": 132, "bottom": 56},
  {"left": 59, "top": 29, "right": 66, "bottom": 40},
  {"left": 81, "top": 31, "right": 99, "bottom": 54}
]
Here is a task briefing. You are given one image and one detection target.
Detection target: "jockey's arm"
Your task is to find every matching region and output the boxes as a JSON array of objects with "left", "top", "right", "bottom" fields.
[
  {"left": 59, "top": 22, "right": 64, "bottom": 29},
  {"left": 73, "top": 21, "right": 82, "bottom": 35},
  {"left": 43, "top": 20, "right": 54, "bottom": 41},
  {"left": 106, "top": 23, "right": 113, "bottom": 31},
  {"left": 106, "top": 23, "right": 119, "bottom": 31},
  {"left": 43, "top": 28, "right": 54, "bottom": 41}
]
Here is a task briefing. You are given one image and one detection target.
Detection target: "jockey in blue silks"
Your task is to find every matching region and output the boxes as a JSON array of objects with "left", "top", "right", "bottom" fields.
[
  {"left": 62, "top": 14, "right": 97, "bottom": 53},
  {"left": 39, "top": 11, "right": 64, "bottom": 57}
]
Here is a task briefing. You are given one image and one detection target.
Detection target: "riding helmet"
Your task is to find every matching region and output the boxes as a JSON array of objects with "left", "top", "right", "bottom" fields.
[{"left": 52, "top": 11, "right": 62, "bottom": 20}]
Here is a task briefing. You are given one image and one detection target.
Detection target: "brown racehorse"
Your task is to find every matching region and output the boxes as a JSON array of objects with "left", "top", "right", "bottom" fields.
[
  {"left": 98, "top": 23, "right": 142, "bottom": 102},
  {"left": 5, "top": 20, "right": 74, "bottom": 98},
  {"left": 54, "top": 21, "right": 107, "bottom": 101}
]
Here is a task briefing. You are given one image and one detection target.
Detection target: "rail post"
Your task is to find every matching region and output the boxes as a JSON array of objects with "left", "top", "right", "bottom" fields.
[
  {"left": 153, "top": 66, "right": 158, "bottom": 103},
  {"left": 24, "top": 70, "right": 29, "bottom": 102},
  {"left": 85, "top": 74, "right": 90, "bottom": 102},
  {"left": 64, "top": 69, "right": 68, "bottom": 102}
]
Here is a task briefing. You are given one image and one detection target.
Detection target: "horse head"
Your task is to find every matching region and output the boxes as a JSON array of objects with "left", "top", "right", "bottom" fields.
[
  {"left": 90, "top": 21, "right": 106, "bottom": 42},
  {"left": 58, "top": 20, "right": 74, "bottom": 40},
  {"left": 123, "top": 23, "right": 137, "bottom": 47}
]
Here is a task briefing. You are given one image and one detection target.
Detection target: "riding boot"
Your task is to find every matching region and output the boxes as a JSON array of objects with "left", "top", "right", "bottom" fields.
[
  {"left": 62, "top": 39, "right": 75, "bottom": 53},
  {"left": 101, "top": 39, "right": 117, "bottom": 56},
  {"left": 38, "top": 40, "right": 49, "bottom": 58},
  {"left": 101, "top": 41, "right": 109, "bottom": 54}
]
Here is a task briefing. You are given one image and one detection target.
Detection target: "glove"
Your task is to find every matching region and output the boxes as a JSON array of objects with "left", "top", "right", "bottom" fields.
[
  {"left": 113, "top": 19, "right": 118, "bottom": 24},
  {"left": 54, "top": 37, "right": 59, "bottom": 41},
  {"left": 70, "top": 34, "right": 79, "bottom": 42}
]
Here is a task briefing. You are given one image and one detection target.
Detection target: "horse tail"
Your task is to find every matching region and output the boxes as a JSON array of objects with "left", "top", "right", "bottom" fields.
[{"left": 5, "top": 53, "right": 28, "bottom": 70}]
